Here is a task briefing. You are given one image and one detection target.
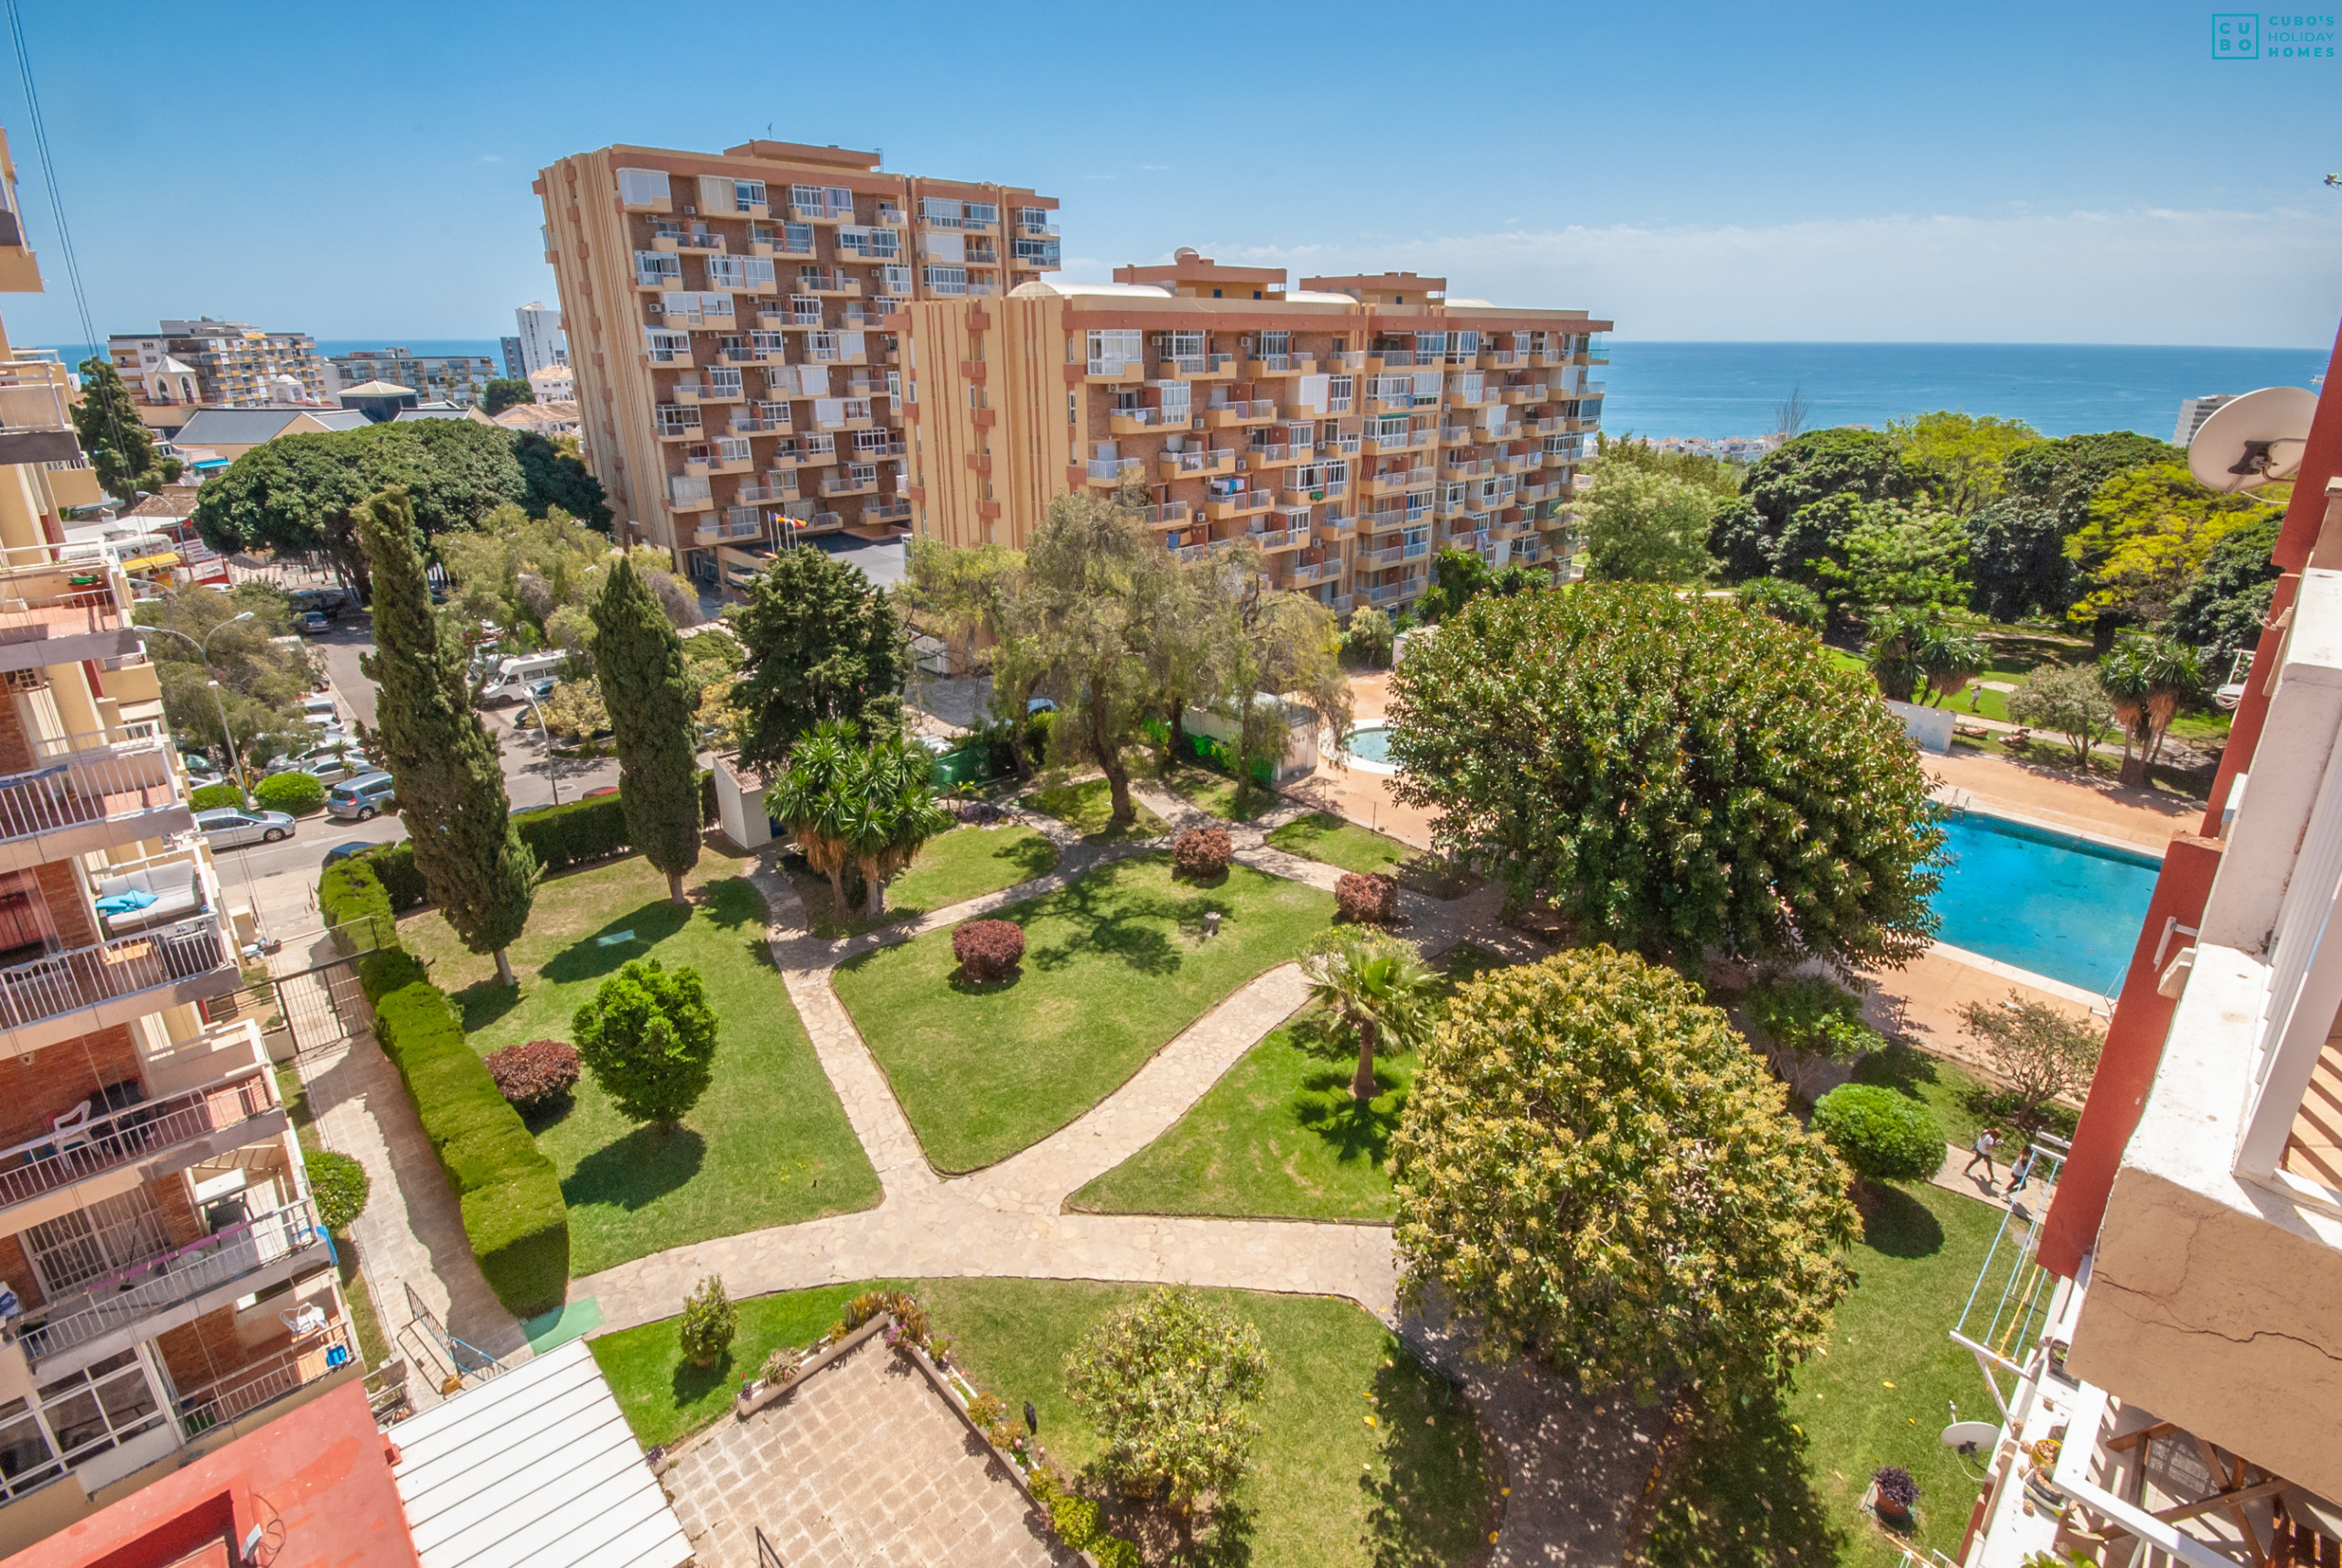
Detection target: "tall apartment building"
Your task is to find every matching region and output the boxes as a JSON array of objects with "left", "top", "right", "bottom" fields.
[
  {"left": 105, "top": 321, "right": 327, "bottom": 409},
  {"left": 1948, "top": 337, "right": 2342, "bottom": 1564},
  {"left": 533, "top": 139, "right": 1059, "bottom": 586},
  {"left": 324, "top": 349, "right": 497, "bottom": 408},
  {"left": 512, "top": 300, "right": 565, "bottom": 374},
  {"left": 898, "top": 249, "right": 1607, "bottom": 617},
  {"left": 0, "top": 137, "right": 356, "bottom": 1554}
]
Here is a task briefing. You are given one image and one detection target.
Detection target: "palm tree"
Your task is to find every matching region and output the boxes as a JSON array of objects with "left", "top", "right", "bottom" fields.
[
  {"left": 1915, "top": 620, "right": 1990, "bottom": 707},
  {"left": 1864, "top": 607, "right": 1929, "bottom": 703},
  {"left": 2098, "top": 633, "right": 2203, "bottom": 788},
  {"left": 767, "top": 719, "right": 860, "bottom": 914},
  {"left": 1300, "top": 928, "right": 1437, "bottom": 1102},
  {"left": 837, "top": 738, "right": 955, "bottom": 918}
]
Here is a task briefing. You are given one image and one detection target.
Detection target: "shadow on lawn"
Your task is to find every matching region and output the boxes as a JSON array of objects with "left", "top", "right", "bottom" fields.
[
  {"left": 1855, "top": 1179, "right": 1946, "bottom": 1259},
  {"left": 670, "top": 1347, "right": 732, "bottom": 1408},
  {"left": 452, "top": 982, "right": 524, "bottom": 1033},
  {"left": 983, "top": 831, "right": 1062, "bottom": 882},
  {"left": 1849, "top": 1041, "right": 1939, "bottom": 1100},
  {"left": 1644, "top": 1389, "right": 1843, "bottom": 1568},
  {"left": 1288, "top": 1015, "right": 1403, "bottom": 1168},
  {"left": 541, "top": 898, "right": 693, "bottom": 985},
  {"left": 1360, "top": 1348, "right": 1488, "bottom": 1568},
  {"left": 1023, "top": 859, "right": 1231, "bottom": 979},
  {"left": 565, "top": 1123, "right": 706, "bottom": 1211}
]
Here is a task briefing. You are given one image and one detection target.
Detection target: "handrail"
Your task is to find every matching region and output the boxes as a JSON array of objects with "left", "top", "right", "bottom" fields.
[
  {"left": 0, "top": 1065, "right": 273, "bottom": 1210},
  {"left": 22, "top": 1197, "right": 325, "bottom": 1363},
  {"left": 0, "top": 733, "right": 181, "bottom": 845},
  {"left": 177, "top": 1319, "right": 353, "bottom": 1435},
  {"left": 0, "top": 913, "right": 231, "bottom": 1034}
]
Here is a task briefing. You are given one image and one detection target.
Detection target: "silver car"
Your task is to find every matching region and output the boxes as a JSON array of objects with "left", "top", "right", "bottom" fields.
[
  {"left": 195, "top": 806, "right": 295, "bottom": 848},
  {"left": 271, "top": 746, "right": 373, "bottom": 782}
]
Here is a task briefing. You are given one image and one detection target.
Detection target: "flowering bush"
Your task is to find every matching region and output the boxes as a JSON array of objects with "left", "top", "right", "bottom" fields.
[
  {"left": 1335, "top": 871, "right": 1399, "bottom": 925},
  {"left": 845, "top": 1288, "right": 929, "bottom": 1348},
  {"left": 952, "top": 919, "right": 1026, "bottom": 983},
  {"left": 485, "top": 1039, "right": 582, "bottom": 1111},
  {"left": 966, "top": 1391, "right": 1006, "bottom": 1429},
  {"left": 1171, "top": 824, "right": 1233, "bottom": 879}
]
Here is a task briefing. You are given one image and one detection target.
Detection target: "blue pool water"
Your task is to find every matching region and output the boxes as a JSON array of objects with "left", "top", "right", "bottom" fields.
[
  {"left": 1928, "top": 812, "right": 2159, "bottom": 995},
  {"left": 1347, "top": 724, "right": 1394, "bottom": 765}
]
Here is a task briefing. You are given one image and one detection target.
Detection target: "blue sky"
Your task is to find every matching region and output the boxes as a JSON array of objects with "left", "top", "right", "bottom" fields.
[{"left": 5, "top": 0, "right": 2337, "bottom": 347}]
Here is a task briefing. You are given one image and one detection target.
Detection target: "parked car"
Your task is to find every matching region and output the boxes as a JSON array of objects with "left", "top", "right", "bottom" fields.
[
  {"left": 326, "top": 772, "right": 398, "bottom": 822},
  {"left": 320, "top": 842, "right": 375, "bottom": 867},
  {"left": 180, "top": 754, "right": 224, "bottom": 788},
  {"left": 296, "top": 610, "right": 330, "bottom": 636},
  {"left": 270, "top": 746, "right": 374, "bottom": 782},
  {"left": 479, "top": 652, "right": 567, "bottom": 704},
  {"left": 298, "top": 695, "right": 340, "bottom": 728},
  {"left": 195, "top": 806, "right": 295, "bottom": 848}
]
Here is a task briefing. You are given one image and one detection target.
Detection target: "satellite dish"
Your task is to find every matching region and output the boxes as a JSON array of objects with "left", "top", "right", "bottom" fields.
[
  {"left": 1942, "top": 1419, "right": 2000, "bottom": 1454},
  {"left": 2189, "top": 386, "right": 2316, "bottom": 493}
]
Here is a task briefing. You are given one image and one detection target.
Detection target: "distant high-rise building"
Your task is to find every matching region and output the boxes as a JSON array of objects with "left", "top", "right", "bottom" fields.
[
  {"left": 325, "top": 347, "right": 497, "bottom": 407},
  {"left": 2175, "top": 393, "right": 2237, "bottom": 447},
  {"left": 513, "top": 301, "right": 565, "bottom": 375},
  {"left": 106, "top": 318, "right": 327, "bottom": 408},
  {"left": 500, "top": 334, "right": 525, "bottom": 379}
]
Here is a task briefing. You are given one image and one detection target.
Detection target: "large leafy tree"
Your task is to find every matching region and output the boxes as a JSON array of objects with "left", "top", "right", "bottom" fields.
[
  {"left": 2166, "top": 510, "right": 2282, "bottom": 673},
  {"left": 1964, "top": 499, "right": 2069, "bottom": 621},
  {"left": 2005, "top": 662, "right": 2116, "bottom": 767},
  {"left": 1300, "top": 927, "right": 1436, "bottom": 1101},
  {"left": 2004, "top": 431, "right": 2184, "bottom": 533},
  {"left": 1584, "top": 466, "right": 1719, "bottom": 583},
  {"left": 134, "top": 584, "right": 314, "bottom": 765},
  {"left": 1220, "top": 548, "right": 1352, "bottom": 790},
  {"left": 2064, "top": 462, "right": 2272, "bottom": 640},
  {"left": 481, "top": 378, "right": 534, "bottom": 415},
  {"left": 732, "top": 545, "right": 906, "bottom": 773},
  {"left": 513, "top": 431, "right": 611, "bottom": 529},
  {"left": 1886, "top": 411, "right": 2042, "bottom": 514},
  {"left": 572, "top": 959, "right": 717, "bottom": 1131},
  {"left": 197, "top": 423, "right": 526, "bottom": 597},
  {"left": 1026, "top": 489, "right": 1166, "bottom": 826},
  {"left": 1709, "top": 427, "right": 1917, "bottom": 582},
  {"left": 358, "top": 487, "right": 538, "bottom": 984},
  {"left": 71, "top": 357, "right": 178, "bottom": 503},
  {"left": 1391, "top": 946, "right": 1859, "bottom": 1402},
  {"left": 1388, "top": 585, "right": 1941, "bottom": 977},
  {"left": 1064, "top": 1286, "right": 1269, "bottom": 1517},
  {"left": 1813, "top": 506, "right": 1969, "bottom": 611},
  {"left": 593, "top": 556, "right": 702, "bottom": 905}
]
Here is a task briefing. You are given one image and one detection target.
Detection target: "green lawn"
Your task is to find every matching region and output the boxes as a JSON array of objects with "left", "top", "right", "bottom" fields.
[
  {"left": 397, "top": 848, "right": 881, "bottom": 1274},
  {"left": 1023, "top": 777, "right": 1168, "bottom": 841},
  {"left": 1069, "top": 944, "right": 1510, "bottom": 1222},
  {"left": 1647, "top": 1181, "right": 2003, "bottom": 1568},
  {"left": 1155, "top": 761, "right": 1281, "bottom": 823},
  {"left": 1850, "top": 1041, "right": 2079, "bottom": 1149},
  {"left": 1264, "top": 811, "right": 1412, "bottom": 877},
  {"left": 781, "top": 823, "right": 1059, "bottom": 939},
  {"left": 591, "top": 1277, "right": 1488, "bottom": 1568},
  {"left": 833, "top": 853, "right": 1336, "bottom": 1172}
]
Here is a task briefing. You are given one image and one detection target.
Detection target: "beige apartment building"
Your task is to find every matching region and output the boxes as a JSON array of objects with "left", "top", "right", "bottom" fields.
[
  {"left": 105, "top": 321, "right": 328, "bottom": 410},
  {"left": 898, "top": 250, "right": 1608, "bottom": 617},
  {"left": 0, "top": 134, "right": 359, "bottom": 1553},
  {"left": 533, "top": 139, "right": 1060, "bottom": 590}
]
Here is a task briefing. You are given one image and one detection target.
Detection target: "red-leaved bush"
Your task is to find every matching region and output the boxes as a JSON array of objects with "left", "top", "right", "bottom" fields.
[
  {"left": 952, "top": 919, "right": 1026, "bottom": 983},
  {"left": 487, "top": 1038, "right": 581, "bottom": 1109},
  {"left": 1335, "top": 872, "right": 1399, "bottom": 925},
  {"left": 1171, "top": 824, "right": 1233, "bottom": 879}
]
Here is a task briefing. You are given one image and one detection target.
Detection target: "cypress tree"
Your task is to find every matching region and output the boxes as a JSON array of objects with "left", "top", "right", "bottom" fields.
[
  {"left": 592, "top": 556, "right": 701, "bottom": 904},
  {"left": 358, "top": 487, "right": 538, "bottom": 984}
]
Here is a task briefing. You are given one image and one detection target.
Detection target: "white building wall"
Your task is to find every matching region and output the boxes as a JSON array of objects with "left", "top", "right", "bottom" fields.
[{"left": 514, "top": 302, "right": 567, "bottom": 375}]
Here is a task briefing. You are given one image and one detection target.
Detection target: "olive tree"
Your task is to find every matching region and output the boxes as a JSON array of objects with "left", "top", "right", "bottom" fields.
[
  {"left": 1388, "top": 585, "right": 1942, "bottom": 978},
  {"left": 1064, "top": 1286, "right": 1269, "bottom": 1516},
  {"left": 1391, "top": 947, "right": 1859, "bottom": 1401}
]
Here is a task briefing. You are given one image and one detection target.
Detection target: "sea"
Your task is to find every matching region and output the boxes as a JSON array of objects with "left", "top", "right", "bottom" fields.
[{"left": 42, "top": 337, "right": 2334, "bottom": 445}]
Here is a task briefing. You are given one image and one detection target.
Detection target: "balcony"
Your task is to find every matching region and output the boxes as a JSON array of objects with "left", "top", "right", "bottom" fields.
[
  {"left": 732, "top": 480, "right": 798, "bottom": 505},
  {"left": 1246, "top": 442, "right": 1312, "bottom": 469},
  {"left": 819, "top": 473, "right": 879, "bottom": 499},
  {"left": 815, "top": 399, "right": 876, "bottom": 432},
  {"left": 1086, "top": 457, "right": 1145, "bottom": 488},
  {"left": 1139, "top": 502, "right": 1191, "bottom": 530},
  {"left": 1365, "top": 349, "right": 1423, "bottom": 370},
  {"left": 794, "top": 272, "right": 862, "bottom": 298},
  {"left": 1323, "top": 432, "right": 1362, "bottom": 457},
  {"left": 0, "top": 726, "right": 190, "bottom": 873},
  {"left": 1362, "top": 467, "right": 1434, "bottom": 498},
  {"left": 1241, "top": 527, "right": 1307, "bottom": 554},
  {"left": 1204, "top": 400, "right": 1278, "bottom": 431},
  {"left": 1445, "top": 381, "right": 1500, "bottom": 408},
  {"left": 1157, "top": 353, "right": 1239, "bottom": 381},
  {"left": 1361, "top": 428, "right": 1429, "bottom": 456},
  {"left": 1203, "top": 489, "right": 1273, "bottom": 522},
  {"left": 0, "top": 906, "right": 237, "bottom": 1059},
  {"left": 176, "top": 1318, "right": 357, "bottom": 1440},
  {"left": 1111, "top": 406, "right": 1190, "bottom": 436},
  {"left": 1243, "top": 354, "right": 1316, "bottom": 378},
  {"left": 1287, "top": 559, "right": 1341, "bottom": 585},
  {"left": 693, "top": 515, "right": 767, "bottom": 547},
  {"left": 18, "top": 1197, "right": 330, "bottom": 1378},
  {"left": 1087, "top": 356, "right": 1146, "bottom": 383},
  {"left": 864, "top": 498, "right": 913, "bottom": 526},
  {"left": 0, "top": 548, "right": 138, "bottom": 673},
  {"left": 1499, "top": 382, "right": 1544, "bottom": 404},
  {"left": 1158, "top": 447, "right": 1236, "bottom": 479},
  {"left": 0, "top": 1058, "right": 281, "bottom": 1233},
  {"left": 1315, "top": 515, "right": 1356, "bottom": 540}
]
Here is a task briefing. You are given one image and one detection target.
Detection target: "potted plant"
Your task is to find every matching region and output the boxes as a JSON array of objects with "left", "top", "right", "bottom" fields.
[{"left": 1871, "top": 1466, "right": 1919, "bottom": 1528}]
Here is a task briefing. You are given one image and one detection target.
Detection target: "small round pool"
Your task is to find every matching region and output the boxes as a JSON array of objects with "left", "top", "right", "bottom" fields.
[{"left": 1344, "top": 723, "right": 1398, "bottom": 774}]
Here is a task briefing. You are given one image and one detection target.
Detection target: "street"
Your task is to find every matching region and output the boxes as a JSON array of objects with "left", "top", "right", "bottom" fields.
[{"left": 223, "top": 616, "right": 622, "bottom": 940}]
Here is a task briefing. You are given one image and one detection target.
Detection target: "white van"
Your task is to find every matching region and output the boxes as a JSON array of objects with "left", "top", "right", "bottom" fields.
[{"left": 480, "top": 652, "right": 567, "bottom": 704}]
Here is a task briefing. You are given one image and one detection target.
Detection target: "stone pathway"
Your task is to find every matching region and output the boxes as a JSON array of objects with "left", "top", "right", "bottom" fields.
[{"left": 662, "top": 1334, "right": 1070, "bottom": 1568}]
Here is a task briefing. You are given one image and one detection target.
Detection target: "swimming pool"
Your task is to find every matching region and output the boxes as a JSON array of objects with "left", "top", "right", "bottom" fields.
[
  {"left": 1346, "top": 724, "right": 1395, "bottom": 766},
  {"left": 1928, "top": 812, "right": 2159, "bottom": 995}
]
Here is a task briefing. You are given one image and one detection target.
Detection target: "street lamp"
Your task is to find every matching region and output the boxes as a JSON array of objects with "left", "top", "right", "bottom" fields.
[
  {"left": 137, "top": 611, "right": 256, "bottom": 791},
  {"left": 518, "top": 687, "right": 561, "bottom": 808}
]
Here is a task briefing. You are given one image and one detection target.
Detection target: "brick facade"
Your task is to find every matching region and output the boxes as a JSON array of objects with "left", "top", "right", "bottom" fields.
[{"left": 0, "top": 1024, "right": 140, "bottom": 1147}]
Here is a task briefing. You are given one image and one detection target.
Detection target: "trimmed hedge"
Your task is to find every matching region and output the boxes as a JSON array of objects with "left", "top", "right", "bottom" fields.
[
  {"left": 952, "top": 918, "right": 1026, "bottom": 983},
  {"left": 1171, "top": 824, "right": 1233, "bottom": 879},
  {"left": 253, "top": 771, "right": 327, "bottom": 815},
  {"left": 190, "top": 782, "right": 245, "bottom": 811},
  {"left": 364, "top": 843, "right": 429, "bottom": 911},
  {"left": 360, "top": 946, "right": 570, "bottom": 1316},
  {"left": 317, "top": 857, "right": 396, "bottom": 953},
  {"left": 513, "top": 796, "right": 631, "bottom": 874},
  {"left": 1336, "top": 871, "right": 1399, "bottom": 924}
]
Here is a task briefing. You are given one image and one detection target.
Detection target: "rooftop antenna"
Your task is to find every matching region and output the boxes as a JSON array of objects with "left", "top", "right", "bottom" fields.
[{"left": 2186, "top": 385, "right": 2315, "bottom": 494}]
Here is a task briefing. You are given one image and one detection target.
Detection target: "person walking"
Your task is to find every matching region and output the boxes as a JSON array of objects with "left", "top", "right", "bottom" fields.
[{"left": 1964, "top": 1127, "right": 2002, "bottom": 1187}]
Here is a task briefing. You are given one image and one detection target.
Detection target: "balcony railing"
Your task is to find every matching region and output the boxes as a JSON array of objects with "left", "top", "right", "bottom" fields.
[
  {"left": 0, "top": 728, "right": 181, "bottom": 848},
  {"left": 1087, "top": 457, "right": 1145, "bottom": 482},
  {"left": 1088, "top": 356, "right": 1144, "bottom": 378},
  {"left": 0, "top": 915, "right": 231, "bottom": 1036},
  {"left": 0, "top": 1064, "right": 274, "bottom": 1215},
  {"left": 0, "top": 547, "right": 129, "bottom": 644},
  {"left": 21, "top": 1196, "right": 326, "bottom": 1366},
  {"left": 1139, "top": 502, "right": 1190, "bottom": 528},
  {"left": 177, "top": 1320, "right": 356, "bottom": 1438}
]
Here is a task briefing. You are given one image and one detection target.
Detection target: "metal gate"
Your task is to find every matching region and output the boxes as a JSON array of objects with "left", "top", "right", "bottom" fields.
[{"left": 269, "top": 951, "right": 371, "bottom": 1058}]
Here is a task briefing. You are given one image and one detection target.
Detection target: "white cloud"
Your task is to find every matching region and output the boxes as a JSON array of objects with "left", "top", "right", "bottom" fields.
[
  {"left": 480, "top": 154, "right": 502, "bottom": 164},
  {"left": 1195, "top": 207, "right": 2342, "bottom": 346}
]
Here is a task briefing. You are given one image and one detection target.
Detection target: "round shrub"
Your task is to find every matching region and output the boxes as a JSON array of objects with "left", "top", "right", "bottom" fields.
[
  {"left": 1171, "top": 824, "right": 1233, "bottom": 879},
  {"left": 252, "top": 770, "right": 327, "bottom": 815},
  {"left": 189, "top": 782, "right": 245, "bottom": 811},
  {"left": 1335, "top": 871, "right": 1399, "bottom": 925},
  {"left": 952, "top": 919, "right": 1026, "bottom": 983},
  {"left": 1872, "top": 1464, "right": 1920, "bottom": 1513},
  {"left": 680, "top": 1273, "right": 736, "bottom": 1368},
  {"left": 486, "top": 1038, "right": 581, "bottom": 1111},
  {"left": 306, "top": 1148, "right": 371, "bottom": 1231},
  {"left": 1811, "top": 1084, "right": 1942, "bottom": 1182}
]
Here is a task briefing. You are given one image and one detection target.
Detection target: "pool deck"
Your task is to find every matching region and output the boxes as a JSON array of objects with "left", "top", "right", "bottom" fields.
[{"left": 1926, "top": 746, "right": 2196, "bottom": 854}]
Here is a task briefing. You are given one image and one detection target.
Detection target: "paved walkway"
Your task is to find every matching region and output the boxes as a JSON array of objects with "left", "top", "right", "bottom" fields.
[{"left": 663, "top": 1334, "right": 1070, "bottom": 1568}]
